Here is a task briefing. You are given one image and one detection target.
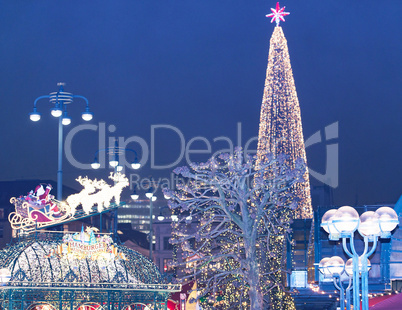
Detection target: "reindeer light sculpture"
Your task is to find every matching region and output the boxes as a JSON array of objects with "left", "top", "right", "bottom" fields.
[{"left": 67, "top": 173, "right": 129, "bottom": 215}]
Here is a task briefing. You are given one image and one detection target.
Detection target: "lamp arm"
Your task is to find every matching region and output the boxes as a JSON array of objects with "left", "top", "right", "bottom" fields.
[
  {"left": 349, "top": 235, "right": 359, "bottom": 257},
  {"left": 122, "top": 148, "right": 138, "bottom": 159},
  {"left": 365, "top": 236, "right": 378, "bottom": 257},
  {"left": 332, "top": 275, "right": 342, "bottom": 291},
  {"left": 93, "top": 149, "right": 104, "bottom": 157},
  {"left": 345, "top": 276, "right": 353, "bottom": 291},
  {"left": 342, "top": 237, "right": 354, "bottom": 258},
  {"left": 72, "top": 95, "right": 89, "bottom": 107},
  {"left": 33, "top": 95, "right": 51, "bottom": 108},
  {"left": 92, "top": 149, "right": 112, "bottom": 164},
  {"left": 361, "top": 236, "right": 369, "bottom": 256}
]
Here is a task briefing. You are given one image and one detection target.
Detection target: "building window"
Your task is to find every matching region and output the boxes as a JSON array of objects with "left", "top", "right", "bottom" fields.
[
  {"left": 163, "top": 258, "right": 174, "bottom": 272},
  {"left": 164, "top": 237, "right": 173, "bottom": 250}
]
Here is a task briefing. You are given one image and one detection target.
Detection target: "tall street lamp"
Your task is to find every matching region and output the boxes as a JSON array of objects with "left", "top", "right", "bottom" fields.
[
  {"left": 321, "top": 206, "right": 399, "bottom": 310},
  {"left": 30, "top": 83, "right": 93, "bottom": 201},
  {"left": 131, "top": 186, "right": 157, "bottom": 261}
]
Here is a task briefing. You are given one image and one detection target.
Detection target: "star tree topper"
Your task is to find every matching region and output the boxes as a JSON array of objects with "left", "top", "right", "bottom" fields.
[{"left": 266, "top": 2, "right": 290, "bottom": 26}]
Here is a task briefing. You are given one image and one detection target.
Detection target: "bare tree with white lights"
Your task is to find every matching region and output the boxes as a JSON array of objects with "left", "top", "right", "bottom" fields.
[{"left": 163, "top": 148, "right": 307, "bottom": 310}]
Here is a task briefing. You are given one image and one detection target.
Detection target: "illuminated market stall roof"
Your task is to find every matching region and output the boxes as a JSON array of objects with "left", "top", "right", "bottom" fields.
[
  {"left": 0, "top": 232, "right": 176, "bottom": 291},
  {"left": 0, "top": 232, "right": 180, "bottom": 310}
]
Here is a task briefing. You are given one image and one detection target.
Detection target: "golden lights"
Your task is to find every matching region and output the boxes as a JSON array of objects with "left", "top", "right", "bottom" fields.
[
  {"left": 255, "top": 25, "right": 313, "bottom": 309},
  {"left": 256, "top": 26, "right": 312, "bottom": 220}
]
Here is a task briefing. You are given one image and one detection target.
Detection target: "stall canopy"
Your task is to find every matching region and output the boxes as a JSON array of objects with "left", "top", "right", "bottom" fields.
[{"left": 0, "top": 231, "right": 180, "bottom": 310}]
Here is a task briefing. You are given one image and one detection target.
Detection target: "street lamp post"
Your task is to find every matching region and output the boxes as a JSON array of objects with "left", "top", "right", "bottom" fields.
[
  {"left": 91, "top": 139, "right": 141, "bottom": 236},
  {"left": 30, "top": 83, "right": 93, "bottom": 201},
  {"left": 131, "top": 186, "right": 157, "bottom": 261},
  {"left": 321, "top": 206, "right": 399, "bottom": 310},
  {"left": 342, "top": 276, "right": 353, "bottom": 310},
  {"left": 146, "top": 188, "right": 154, "bottom": 262}
]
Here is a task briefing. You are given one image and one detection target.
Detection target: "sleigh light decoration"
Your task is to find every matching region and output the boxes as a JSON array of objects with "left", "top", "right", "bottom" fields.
[{"left": 9, "top": 173, "right": 129, "bottom": 232}]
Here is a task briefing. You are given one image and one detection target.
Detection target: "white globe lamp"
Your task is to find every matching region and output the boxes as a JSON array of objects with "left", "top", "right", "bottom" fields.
[
  {"left": 376, "top": 207, "right": 399, "bottom": 238},
  {"left": 345, "top": 257, "right": 371, "bottom": 276},
  {"left": 30, "top": 109, "right": 41, "bottom": 121},
  {"left": 51, "top": 106, "right": 63, "bottom": 117},
  {"left": 91, "top": 158, "right": 101, "bottom": 169},
  {"left": 318, "top": 257, "right": 332, "bottom": 277},
  {"left": 327, "top": 256, "right": 345, "bottom": 276},
  {"left": 321, "top": 209, "right": 338, "bottom": 238},
  {"left": 82, "top": 108, "right": 93, "bottom": 121},
  {"left": 332, "top": 206, "right": 360, "bottom": 236},
  {"left": 359, "top": 211, "right": 380, "bottom": 237},
  {"left": 131, "top": 162, "right": 141, "bottom": 169}
]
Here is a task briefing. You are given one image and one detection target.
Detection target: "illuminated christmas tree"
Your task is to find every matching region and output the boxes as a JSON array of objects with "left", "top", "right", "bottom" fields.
[
  {"left": 256, "top": 3, "right": 313, "bottom": 309},
  {"left": 257, "top": 3, "right": 312, "bottom": 220}
]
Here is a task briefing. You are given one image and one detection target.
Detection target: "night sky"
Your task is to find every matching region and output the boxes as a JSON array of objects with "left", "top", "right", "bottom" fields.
[{"left": 0, "top": 0, "right": 401, "bottom": 206}]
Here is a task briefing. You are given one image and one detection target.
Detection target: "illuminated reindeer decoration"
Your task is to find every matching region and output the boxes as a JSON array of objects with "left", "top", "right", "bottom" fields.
[
  {"left": 90, "top": 173, "right": 130, "bottom": 212},
  {"left": 67, "top": 173, "right": 129, "bottom": 215},
  {"left": 66, "top": 176, "right": 97, "bottom": 215}
]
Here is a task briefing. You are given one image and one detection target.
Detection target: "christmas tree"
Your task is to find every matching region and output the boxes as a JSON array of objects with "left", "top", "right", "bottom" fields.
[
  {"left": 257, "top": 5, "right": 312, "bottom": 220},
  {"left": 256, "top": 3, "right": 313, "bottom": 309}
]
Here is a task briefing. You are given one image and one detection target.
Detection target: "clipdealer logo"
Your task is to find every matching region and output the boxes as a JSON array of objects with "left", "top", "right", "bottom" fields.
[{"left": 64, "top": 121, "right": 339, "bottom": 189}]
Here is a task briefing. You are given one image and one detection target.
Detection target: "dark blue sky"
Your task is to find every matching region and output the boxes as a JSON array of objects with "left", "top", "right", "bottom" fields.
[{"left": 0, "top": 0, "right": 401, "bottom": 206}]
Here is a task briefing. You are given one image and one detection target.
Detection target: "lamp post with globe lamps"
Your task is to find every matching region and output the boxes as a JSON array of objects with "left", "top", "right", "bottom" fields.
[
  {"left": 30, "top": 83, "right": 93, "bottom": 201},
  {"left": 321, "top": 206, "right": 398, "bottom": 310},
  {"left": 321, "top": 206, "right": 361, "bottom": 310},
  {"left": 319, "top": 256, "right": 357, "bottom": 310},
  {"left": 131, "top": 186, "right": 157, "bottom": 261},
  {"left": 319, "top": 256, "right": 346, "bottom": 310}
]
